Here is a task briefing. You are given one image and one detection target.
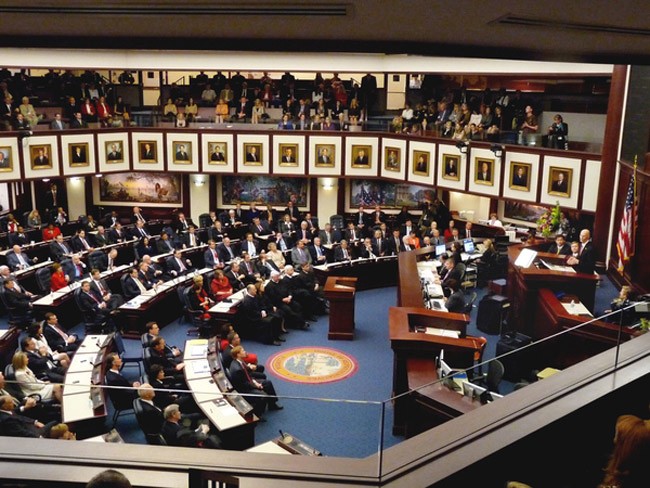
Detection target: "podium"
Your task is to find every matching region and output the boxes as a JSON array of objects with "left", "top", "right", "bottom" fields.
[{"left": 324, "top": 276, "right": 357, "bottom": 340}]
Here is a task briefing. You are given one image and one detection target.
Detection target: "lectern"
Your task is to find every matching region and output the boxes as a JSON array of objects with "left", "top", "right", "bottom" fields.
[{"left": 324, "top": 276, "right": 357, "bottom": 340}]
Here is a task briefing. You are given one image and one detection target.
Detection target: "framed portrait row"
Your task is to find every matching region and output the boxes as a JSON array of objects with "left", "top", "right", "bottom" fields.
[{"left": 0, "top": 130, "right": 596, "bottom": 211}]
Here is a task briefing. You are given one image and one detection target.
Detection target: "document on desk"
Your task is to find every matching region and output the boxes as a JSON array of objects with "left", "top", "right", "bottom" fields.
[
  {"left": 425, "top": 327, "right": 460, "bottom": 338},
  {"left": 561, "top": 301, "right": 592, "bottom": 316},
  {"left": 540, "top": 259, "right": 576, "bottom": 273}
]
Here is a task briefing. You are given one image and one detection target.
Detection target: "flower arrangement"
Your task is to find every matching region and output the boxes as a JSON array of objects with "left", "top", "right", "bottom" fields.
[{"left": 536, "top": 201, "right": 561, "bottom": 238}]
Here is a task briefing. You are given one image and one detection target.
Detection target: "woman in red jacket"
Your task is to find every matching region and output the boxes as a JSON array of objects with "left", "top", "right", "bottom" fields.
[{"left": 50, "top": 262, "right": 69, "bottom": 291}]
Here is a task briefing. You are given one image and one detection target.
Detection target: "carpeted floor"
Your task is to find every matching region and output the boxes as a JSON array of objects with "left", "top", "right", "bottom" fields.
[{"left": 2, "top": 273, "right": 620, "bottom": 458}]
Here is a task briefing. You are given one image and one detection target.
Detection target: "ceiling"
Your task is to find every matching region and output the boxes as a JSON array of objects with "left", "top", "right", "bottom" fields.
[{"left": 0, "top": 1, "right": 648, "bottom": 64}]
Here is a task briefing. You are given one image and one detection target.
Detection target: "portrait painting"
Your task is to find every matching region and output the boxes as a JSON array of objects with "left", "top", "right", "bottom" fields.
[
  {"left": 548, "top": 166, "right": 572, "bottom": 197},
  {"left": 138, "top": 140, "right": 157, "bottom": 163},
  {"left": 172, "top": 141, "right": 192, "bottom": 164},
  {"left": 278, "top": 143, "right": 299, "bottom": 167},
  {"left": 412, "top": 150, "right": 429, "bottom": 176},
  {"left": 384, "top": 146, "right": 401, "bottom": 172},
  {"left": 351, "top": 144, "right": 371, "bottom": 168},
  {"left": 105, "top": 141, "right": 123, "bottom": 163},
  {"left": 0, "top": 146, "right": 13, "bottom": 172},
  {"left": 315, "top": 144, "right": 335, "bottom": 167},
  {"left": 442, "top": 154, "right": 460, "bottom": 181},
  {"left": 30, "top": 144, "right": 53, "bottom": 170},
  {"left": 509, "top": 161, "right": 532, "bottom": 191},
  {"left": 97, "top": 172, "right": 182, "bottom": 207},
  {"left": 208, "top": 142, "right": 227, "bottom": 165},
  {"left": 474, "top": 157, "right": 494, "bottom": 185},
  {"left": 69, "top": 142, "right": 89, "bottom": 167},
  {"left": 243, "top": 143, "right": 263, "bottom": 166}
]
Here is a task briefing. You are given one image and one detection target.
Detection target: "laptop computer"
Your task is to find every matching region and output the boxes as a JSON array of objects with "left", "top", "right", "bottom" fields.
[
  {"left": 463, "top": 238, "right": 476, "bottom": 254},
  {"left": 435, "top": 244, "right": 446, "bottom": 257}
]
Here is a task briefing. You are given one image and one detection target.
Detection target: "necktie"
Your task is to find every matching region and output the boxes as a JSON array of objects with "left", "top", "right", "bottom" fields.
[
  {"left": 87, "top": 292, "right": 100, "bottom": 304},
  {"left": 50, "top": 324, "right": 68, "bottom": 341},
  {"left": 299, "top": 249, "right": 304, "bottom": 260},
  {"left": 82, "top": 238, "right": 89, "bottom": 249},
  {"left": 280, "top": 240, "right": 286, "bottom": 251},
  {"left": 467, "top": 231, "right": 471, "bottom": 239},
  {"left": 76, "top": 264, "right": 83, "bottom": 277},
  {"left": 377, "top": 240, "right": 382, "bottom": 253},
  {"left": 343, "top": 249, "right": 348, "bottom": 259},
  {"left": 227, "top": 247, "right": 234, "bottom": 258},
  {"left": 17, "top": 254, "right": 27, "bottom": 266},
  {"left": 134, "top": 278, "right": 146, "bottom": 293},
  {"left": 351, "top": 230, "right": 356, "bottom": 241},
  {"left": 177, "top": 258, "right": 186, "bottom": 272},
  {"left": 60, "top": 243, "right": 67, "bottom": 253},
  {"left": 190, "top": 234, "right": 195, "bottom": 246},
  {"left": 96, "top": 280, "right": 105, "bottom": 294},
  {"left": 316, "top": 247, "right": 321, "bottom": 257},
  {"left": 240, "top": 360, "right": 253, "bottom": 382}
]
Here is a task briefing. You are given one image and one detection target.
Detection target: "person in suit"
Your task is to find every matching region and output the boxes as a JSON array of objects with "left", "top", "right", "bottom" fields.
[
  {"left": 49, "top": 113, "right": 66, "bottom": 130},
  {"left": 309, "top": 236, "right": 328, "bottom": 265},
  {"left": 175, "top": 144, "right": 189, "bottom": 161},
  {"left": 140, "top": 142, "right": 155, "bottom": 160},
  {"left": 229, "top": 345, "right": 282, "bottom": 417},
  {"left": 182, "top": 225, "right": 202, "bottom": 248},
  {"left": 444, "top": 279, "right": 466, "bottom": 313},
  {"left": 70, "top": 229, "right": 94, "bottom": 252},
  {"left": 69, "top": 112, "right": 87, "bottom": 129},
  {"left": 477, "top": 161, "right": 491, "bottom": 181},
  {"left": 77, "top": 280, "right": 111, "bottom": 325},
  {"left": 131, "top": 206, "right": 146, "bottom": 224},
  {"left": 64, "top": 254, "right": 88, "bottom": 283},
  {"left": 318, "top": 223, "right": 338, "bottom": 245},
  {"left": 108, "top": 222, "right": 126, "bottom": 243},
  {"left": 71, "top": 145, "right": 86, "bottom": 163},
  {"left": 317, "top": 146, "right": 332, "bottom": 165},
  {"left": 48, "top": 234, "right": 72, "bottom": 261},
  {"left": 264, "top": 271, "right": 308, "bottom": 330},
  {"left": 21, "top": 336, "right": 66, "bottom": 384},
  {"left": 161, "top": 404, "right": 221, "bottom": 448},
  {"left": 344, "top": 222, "right": 361, "bottom": 243},
  {"left": 166, "top": 249, "right": 194, "bottom": 277},
  {"left": 204, "top": 240, "right": 225, "bottom": 269},
  {"left": 107, "top": 143, "right": 122, "bottom": 160},
  {"left": 440, "top": 258, "right": 465, "bottom": 295},
  {"left": 32, "top": 148, "right": 49, "bottom": 167},
  {"left": 172, "top": 212, "right": 192, "bottom": 235},
  {"left": 566, "top": 229, "right": 595, "bottom": 274},
  {"left": 2, "top": 278, "right": 32, "bottom": 314},
  {"left": 415, "top": 154, "right": 428, "bottom": 173},
  {"left": 249, "top": 216, "right": 272, "bottom": 238},
  {"left": 42, "top": 312, "right": 78, "bottom": 353},
  {"left": 291, "top": 239, "right": 312, "bottom": 267},
  {"left": 548, "top": 234, "right": 571, "bottom": 255},
  {"left": 254, "top": 250, "right": 280, "bottom": 279},
  {"left": 210, "top": 144, "right": 225, "bottom": 162},
  {"left": 89, "top": 268, "right": 124, "bottom": 310},
  {"left": 353, "top": 149, "right": 369, "bottom": 166},
  {"left": 122, "top": 267, "right": 149, "bottom": 300},
  {"left": 0, "top": 395, "right": 45, "bottom": 438},
  {"left": 148, "top": 337, "right": 185, "bottom": 380},
  {"left": 281, "top": 146, "right": 296, "bottom": 163},
  {"left": 371, "top": 229, "right": 386, "bottom": 257},
  {"left": 245, "top": 145, "right": 259, "bottom": 162},
  {"left": 512, "top": 166, "right": 528, "bottom": 187},
  {"left": 334, "top": 239, "right": 353, "bottom": 261},
  {"left": 133, "top": 384, "right": 163, "bottom": 436},
  {"left": 6, "top": 245, "right": 33, "bottom": 271},
  {"left": 284, "top": 201, "right": 300, "bottom": 224},
  {"left": 208, "top": 220, "right": 225, "bottom": 242},
  {"left": 217, "top": 237, "right": 238, "bottom": 263},
  {"left": 156, "top": 231, "right": 176, "bottom": 254},
  {"left": 105, "top": 353, "right": 141, "bottom": 399},
  {"left": 551, "top": 171, "right": 568, "bottom": 193},
  {"left": 225, "top": 262, "right": 246, "bottom": 291}
]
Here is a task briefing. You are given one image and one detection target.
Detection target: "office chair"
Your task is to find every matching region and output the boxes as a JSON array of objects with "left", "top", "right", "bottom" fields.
[
  {"left": 73, "top": 287, "right": 108, "bottom": 334},
  {"left": 133, "top": 398, "right": 166, "bottom": 445},
  {"left": 113, "top": 331, "right": 143, "bottom": 376},
  {"left": 463, "top": 291, "right": 478, "bottom": 315},
  {"left": 142, "top": 347, "right": 153, "bottom": 376},
  {"left": 105, "top": 379, "right": 135, "bottom": 428},
  {"left": 87, "top": 250, "right": 106, "bottom": 270},
  {"left": 0, "top": 288, "right": 33, "bottom": 329},
  {"left": 35, "top": 267, "right": 52, "bottom": 294},
  {"left": 182, "top": 285, "right": 214, "bottom": 338},
  {"left": 198, "top": 213, "right": 211, "bottom": 228},
  {"left": 474, "top": 359, "right": 505, "bottom": 393}
]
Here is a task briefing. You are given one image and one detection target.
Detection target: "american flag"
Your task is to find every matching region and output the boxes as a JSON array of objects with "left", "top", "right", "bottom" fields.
[{"left": 616, "top": 173, "right": 636, "bottom": 272}]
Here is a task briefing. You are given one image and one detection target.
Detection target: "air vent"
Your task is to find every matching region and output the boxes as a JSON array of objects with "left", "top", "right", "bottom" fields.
[
  {"left": 0, "top": 3, "right": 350, "bottom": 16},
  {"left": 493, "top": 14, "right": 650, "bottom": 37}
]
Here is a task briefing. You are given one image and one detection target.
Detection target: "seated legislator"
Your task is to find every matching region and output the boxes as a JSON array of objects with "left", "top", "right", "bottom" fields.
[
  {"left": 225, "top": 262, "right": 247, "bottom": 291},
  {"left": 148, "top": 337, "right": 185, "bottom": 382},
  {"left": 2, "top": 278, "right": 33, "bottom": 314},
  {"left": 89, "top": 268, "right": 124, "bottom": 310},
  {"left": 70, "top": 229, "right": 94, "bottom": 253},
  {"left": 0, "top": 395, "right": 47, "bottom": 438},
  {"left": 241, "top": 233, "right": 260, "bottom": 258},
  {"left": 188, "top": 275, "right": 214, "bottom": 319},
  {"left": 439, "top": 258, "right": 465, "bottom": 296},
  {"left": 204, "top": 240, "right": 225, "bottom": 269},
  {"left": 250, "top": 216, "right": 272, "bottom": 239},
  {"left": 272, "top": 231, "right": 293, "bottom": 253},
  {"left": 548, "top": 234, "right": 571, "bottom": 255},
  {"left": 122, "top": 267, "right": 149, "bottom": 300},
  {"left": 388, "top": 229, "right": 405, "bottom": 255},
  {"left": 344, "top": 222, "right": 361, "bottom": 243},
  {"left": 140, "top": 257, "right": 167, "bottom": 285},
  {"left": 130, "top": 220, "right": 150, "bottom": 241},
  {"left": 12, "top": 352, "right": 63, "bottom": 403},
  {"left": 255, "top": 250, "right": 281, "bottom": 279},
  {"left": 229, "top": 345, "right": 282, "bottom": 418},
  {"left": 93, "top": 225, "right": 109, "bottom": 248},
  {"left": 105, "top": 352, "right": 141, "bottom": 401},
  {"left": 8, "top": 226, "right": 29, "bottom": 247},
  {"left": 64, "top": 254, "right": 88, "bottom": 283},
  {"left": 42, "top": 223, "right": 62, "bottom": 242},
  {"left": 6, "top": 245, "right": 34, "bottom": 271},
  {"left": 166, "top": 249, "right": 194, "bottom": 277},
  {"left": 142, "top": 322, "right": 183, "bottom": 358},
  {"left": 221, "top": 331, "right": 261, "bottom": 370},
  {"left": 136, "top": 236, "right": 156, "bottom": 258},
  {"left": 26, "top": 322, "right": 71, "bottom": 367},
  {"left": 21, "top": 336, "right": 66, "bottom": 384},
  {"left": 278, "top": 214, "right": 296, "bottom": 239},
  {"left": 217, "top": 237, "right": 238, "bottom": 263},
  {"left": 49, "top": 234, "right": 73, "bottom": 261},
  {"left": 566, "top": 229, "right": 596, "bottom": 274},
  {"left": 291, "top": 239, "right": 312, "bottom": 267},
  {"left": 156, "top": 231, "right": 177, "bottom": 254},
  {"left": 78, "top": 280, "right": 113, "bottom": 327},
  {"left": 372, "top": 229, "right": 387, "bottom": 257},
  {"left": 42, "top": 312, "right": 78, "bottom": 353},
  {"left": 334, "top": 239, "right": 353, "bottom": 261},
  {"left": 182, "top": 225, "right": 202, "bottom": 248},
  {"left": 50, "top": 263, "right": 70, "bottom": 291},
  {"left": 239, "top": 253, "right": 260, "bottom": 285},
  {"left": 161, "top": 403, "right": 222, "bottom": 449},
  {"left": 147, "top": 364, "right": 194, "bottom": 412},
  {"left": 235, "top": 284, "right": 283, "bottom": 345},
  {"left": 209, "top": 269, "right": 233, "bottom": 302},
  {"left": 318, "top": 222, "right": 339, "bottom": 246},
  {"left": 309, "top": 236, "right": 328, "bottom": 265},
  {"left": 134, "top": 384, "right": 164, "bottom": 435},
  {"left": 208, "top": 220, "right": 225, "bottom": 243},
  {"left": 360, "top": 237, "right": 378, "bottom": 259}
]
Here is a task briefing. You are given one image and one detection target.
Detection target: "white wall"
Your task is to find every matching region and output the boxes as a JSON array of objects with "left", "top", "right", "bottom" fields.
[
  {"left": 189, "top": 175, "right": 210, "bottom": 223},
  {"left": 449, "top": 192, "right": 491, "bottom": 222},
  {"left": 316, "top": 178, "right": 339, "bottom": 225},
  {"left": 540, "top": 111, "right": 607, "bottom": 145},
  {"left": 66, "top": 177, "right": 87, "bottom": 219}
]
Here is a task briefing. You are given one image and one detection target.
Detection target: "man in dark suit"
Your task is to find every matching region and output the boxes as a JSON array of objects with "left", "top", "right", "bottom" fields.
[
  {"left": 108, "top": 222, "right": 126, "bottom": 243},
  {"left": 161, "top": 404, "right": 221, "bottom": 449},
  {"left": 440, "top": 259, "right": 465, "bottom": 296},
  {"left": 334, "top": 240, "right": 353, "bottom": 261},
  {"left": 157, "top": 231, "right": 176, "bottom": 254},
  {"left": 33, "top": 148, "right": 49, "bottom": 167},
  {"left": 551, "top": 171, "right": 568, "bottom": 193},
  {"left": 93, "top": 226, "right": 109, "bottom": 247},
  {"left": 172, "top": 212, "right": 193, "bottom": 236},
  {"left": 107, "top": 143, "right": 122, "bottom": 161},
  {"left": 70, "top": 229, "right": 94, "bottom": 252},
  {"left": 281, "top": 147, "right": 296, "bottom": 163},
  {"left": 255, "top": 250, "right": 280, "bottom": 278},
  {"left": 2, "top": 278, "right": 33, "bottom": 314},
  {"left": 208, "top": 221, "right": 225, "bottom": 242},
  {"left": 166, "top": 250, "right": 193, "bottom": 277},
  {"left": 512, "top": 166, "right": 528, "bottom": 187},
  {"left": 141, "top": 142, "right": 155, "bottom": 160},
  {"left": 148, "top": 337, "right": 185, "bottom": 381},
  {"left": 0, "top": 396, "right": 45, "bottom": 438},
  {"left": 354, "top": 149, "right": 369, "bottom": 166},
  {"left": 566, "top": 229, "right": 595, "bottom": 274},
  {"left": 89, "top": 268, "right": 124, "bottom": 310},
  {"left": 21, "top": 337, "right": 65, "bottom": 384},
  {"left": 122, "top": 267, "right": 149, "bottom": 300},
  {"left": 42, "top": 312, "right": 78, "bottom": 353},
  {"left": 245, "top": 145, "right": 259, "bottom": 162},
  {"left": 204, "top": 240, "right": 225, "bottom": 269},
  {"left": 444, "top": 279, "right": 466, "bottom": 313},
  {"left": 217, "top": 237, "right": 238, "bottom": 263},
  {"left": 477, "top": 161, "right": 491, "bottom": 181},
  {"left": 210, "top": 145, "right": 225, "bottom": 162},
  {"left": 388, "top": 229, "right": 405, "bottom": 255},
  {"left": 181, "top": 225, "right": 202, "bottom": 248},
  {"left": 229, "top": 345, "right": 282, "bottom": 417},
  {"left": 548, "top": 234, "right": 571, "bottom": 255},
  {"left": 131, "top": 206, "right": 147, "bottom": 224},
  {"left": 78, "top": 280, "right": 111, "bottom": 325},
  {"left": 71, "top": 145, "right": 86, "bottom": 163},
  {"left": 175, "top": 144, "right": 189, "bottom": 161},
  {"left": 249, "top": 217, "right": 272, "bottom": 239},
  {"left": 236, "top": 284, "right": 282, "bottom": 344},
  {"left": 49, "top": 234, "right": 72, "bottom": 261},
  {"left": 284, "top": 201, "right": 300, "bottom": 224},
  {"left": 69, "top": 112, "right": 87, "bottom": 129},
  {"left": 317, "top": 146, "right": 332, "bottom": 165},
  {"left": 133, "top": 384, "right": 164, "bottom": 436},
  {"left": 265, "top": 271, "right": 308, "bottom": 330},
  {"left": 309, "top": 236, "right": 328, "bottom": 265},
  {"left": 64, "top": 254, "right": 88, "bottom": 283}
]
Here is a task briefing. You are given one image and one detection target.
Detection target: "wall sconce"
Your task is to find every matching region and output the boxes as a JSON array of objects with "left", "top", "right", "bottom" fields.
[
  {"left": 455, "top": 141, "right": 469, "bottom": 154},
  {"left": 490, "top": 144, "right": 504, "bottom": 158},
  {"left": 321, "top": 178, "right": 335, "bottom": 190},
  {"left": 42, "top": 178, "right": 50, "bottom": 182},
  {"left": 193, "top": 175, "right": 205, "bottom": 187},
  {"left": 95, "top": 173, "right": 103, "bottom": 178}
]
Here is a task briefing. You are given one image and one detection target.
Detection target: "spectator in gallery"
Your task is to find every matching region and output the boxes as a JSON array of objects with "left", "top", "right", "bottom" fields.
[
  {"left": 548, "top": 113, "right": 569, "bottom": 149},
  {"left": 18, "top": 96, "right": 40, "bottom": 127},
  {"left": 184, "top": 97, "right": 198, "bottom": 122},
  {"left": 215, "top": 98, "right": 229, "bottom": 124},
  {"left": 201, "top": 84, "right": 217, "bottom": 105},
  {"left": 175, "top": 112, "right": 187, "bottom": 128},
  {"left": 251, "top": 98, "right": 265, "bottom": 124},
  {"left": 520, "top": 105, "right": 538, "bottom": 134},
  {"left": 163, "top": 98, "right": 177, "bottom": 121}
]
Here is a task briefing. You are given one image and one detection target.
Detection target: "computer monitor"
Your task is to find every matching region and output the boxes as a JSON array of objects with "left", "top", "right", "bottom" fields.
[
  {"left": 91, "top": 363, "right": 103, "bottom": 385},
  {"left": 495, "top": 235, "right": 510, "bottom": 245},
  {"left": 463, "top": 239, "right": 475, "bottom": 254},
  {"left": 514, "top": 248, "right": 537, "bottom": 268},
  {"left": 435, "top": 244, "right": 446, "bottom": 257},
  {"left": 439, "top": 359, "right": 452, "bottom": 377}
]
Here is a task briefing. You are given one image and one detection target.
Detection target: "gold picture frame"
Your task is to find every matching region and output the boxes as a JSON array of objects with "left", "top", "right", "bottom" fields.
[
  {"left": 208, "top": 142, "right": 227, "bottom": 165},
  {"left": 69, "top": 142, "right": 89, "bottom": 167},
  {"left": 105, "top": 141, "right": 124, "bottom": 163},
  {"left": 412, "top": 150, "right": 429, "bottom": 176},
  {"left": 172, "top": 141, "right": 192, "bottom": 164},
  {"left": 138, "top": 140, "right": 157, "bottom": 163},
  {"left": 548, "top": 166, "right": 572, "bottom": 197},
  {"left": 30, "top": 144, "right": 53, "bottom": 170},
  {"left": 315, "top": 144, "right": 335, "bottom": 167},
  {"left": 243, "top": 143, "right": 263, "bottom": 166},
  {"left": 384, "top": 146, "right": 400, "bottom": 172},
  {"left": 509, "top": 161, "right": 531, "bottom": 191},
  {"left": 0, "top": 146, "right": 13, "bottom": 172},
  {"left": 474, "top": 157, "right": 494, "bottom": 185},
  {"left": 278, "top": 143, "right": 299, "bottom": 167},
  {"left": 442, "top": 153, "right": 460, "bottom": 181},
  {"left": 351, "top": 144, "right": 371, "bottom": 168}
]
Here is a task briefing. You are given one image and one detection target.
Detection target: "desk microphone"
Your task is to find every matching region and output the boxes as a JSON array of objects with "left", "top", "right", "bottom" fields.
[{"left": 279, "top": 429, "right": 286, "bottom": 439}]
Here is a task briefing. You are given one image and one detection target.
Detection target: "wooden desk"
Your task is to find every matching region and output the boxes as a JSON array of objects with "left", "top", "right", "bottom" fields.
[
  {"left": 184, "top": 338, "right": 258, "bottom": 450},
  {"left": 531, "top": 288, "right": 639, "bottom": 369},
  {"left": 389, "top": 306, "right": 481, "bottom": 436},
  {"left": 62, "top": 334, "right": 111, "bottom": 431},
  {"left": 118, "top": 268, "right": 213, "bottom": 336},
  {"left": 507, "top": 243, "right": 599, "bottom": 338},
  {"left": 313, "top": 255, "right": 397, "bottom": 291},
  {"left": 0, "top": 327, "right": 20, "bottom": 368},
  {"left": 324, "top": 276, "right": 357, "bottom": 340}
]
